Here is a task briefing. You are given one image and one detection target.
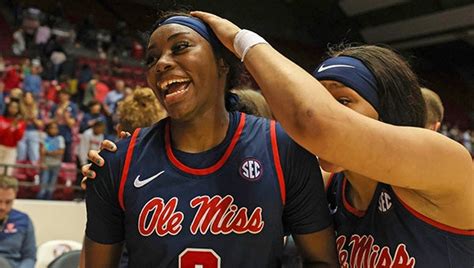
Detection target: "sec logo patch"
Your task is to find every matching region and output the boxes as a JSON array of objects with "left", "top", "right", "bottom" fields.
[{"left": 240, "top": 158, "right": 263, "bottom": 181}]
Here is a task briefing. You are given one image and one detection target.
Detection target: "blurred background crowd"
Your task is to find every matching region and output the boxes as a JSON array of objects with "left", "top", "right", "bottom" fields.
[{"left": 0, "top": 0, "right": 472, "bottom": 202}]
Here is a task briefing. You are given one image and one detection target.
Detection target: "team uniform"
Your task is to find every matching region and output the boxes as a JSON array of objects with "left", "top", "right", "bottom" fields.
[
  {"left": 327, "top": 173, "right": 474, "bottom": 268},
  {"left": 86, "top": 112, "right": 331, "bottom": 267},
  {"left": 0, "top": 209, "right": 36, "bottom": 268}
]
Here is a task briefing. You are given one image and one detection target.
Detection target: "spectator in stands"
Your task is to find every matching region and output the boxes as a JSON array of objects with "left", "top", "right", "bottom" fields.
[
  {"left": 110, "top": 56, "right": 123, "bottom": 77},
  {"left": 80, "top": 100, "right": 107, "bottom": 133},
  {"left": 38, "top": 121, "right": 64, "bottom": 200},
  {"left": 76, "top": 64, "right": 93, "bottom": 104},
  {"left": 3, "top": 65, "right": 21, "bottom": 93},
  {"left": 17, "top": 92, "right": 43, "bottom": 164},
  {"left": 421, "top": 87, "right": 444, "bottom": 131},
  {"left": 0, "top": 176, "right": 36, "bottom": 268},
  {"left": 0, "top": 100, "right": 26, "bottom": 175},
  {"left": 104, "top": 79, "right": 125, "bottom": 115},
  {"left": 13, "top": 8, "right": 42, "bottom": 57},
  {"left": 82, "top": 77, "right": 110, "bottom": 107},
  {"left": 12, "top": 28, "right": 26, "bottom": 56},
  {"left": 49, "top": 89, "right": 77, "bottom": 162},
  {"left": 77, "top": 119, "right": 105, "bottom": 167},
  {"left": 21, "top": 58, "right": 31, "bottom": 77},
  {"left": 48, "top": 39, "right": 67, "bottom": 81},
  {"left": 22, "top": 59, "right": 42, "bottom": 100}
]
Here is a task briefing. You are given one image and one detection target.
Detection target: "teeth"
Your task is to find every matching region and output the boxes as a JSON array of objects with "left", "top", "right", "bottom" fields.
[
  {"left": 158, "top": 78, "right": 190, "bottom": 91},
  {"left": 168, "top": 88, "right": 187, "bottom": 96}
]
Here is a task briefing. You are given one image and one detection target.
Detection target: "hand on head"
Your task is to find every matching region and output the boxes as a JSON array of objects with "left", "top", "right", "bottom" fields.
[{"left": 190, "top": 11, "right": 241, "bottom": 57}]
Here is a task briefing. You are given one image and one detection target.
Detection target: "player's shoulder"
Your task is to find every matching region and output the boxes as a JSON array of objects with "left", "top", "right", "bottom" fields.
[{"left": 103, "top": 121, "right": 165, "bottom": 164}]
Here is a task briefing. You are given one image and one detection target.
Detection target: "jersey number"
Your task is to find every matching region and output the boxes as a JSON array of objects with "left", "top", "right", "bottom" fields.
[{"left": 179, "top": 248, "right": 221, "bottom": 268}]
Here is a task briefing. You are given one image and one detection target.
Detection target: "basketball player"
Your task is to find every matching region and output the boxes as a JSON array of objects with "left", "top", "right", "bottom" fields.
[
  {"left": 192, "top": 11, "right": 474, "bottom": 267},
  {"left": 421, "top": 87, "right": 444, "bottom": 131},
  {"left": 83, "top": 12, "right": 338, "bottom": 267}
]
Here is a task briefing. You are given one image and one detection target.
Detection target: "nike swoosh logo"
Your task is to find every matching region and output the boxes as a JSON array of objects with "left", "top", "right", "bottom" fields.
[
  {"left": 133, "top": 171, "right": 165, "bottom": 188},
  {"left": 317, "top": 64, "right": 355, "bottom": 72}
]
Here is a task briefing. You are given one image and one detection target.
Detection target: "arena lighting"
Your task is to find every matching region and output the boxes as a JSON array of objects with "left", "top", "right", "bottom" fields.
[
  {"left": 360, "top": 4, "right": 474, "bottom": 44},
  {"left": 339, "top": 0, "right": 409, "bottom": 16}
]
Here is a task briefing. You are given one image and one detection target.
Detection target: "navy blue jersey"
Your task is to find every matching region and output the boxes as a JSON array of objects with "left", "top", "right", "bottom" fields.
[
  {"left": 327, "top": 173, "right": 474, "bottom": 268},
  {"left": 86, "top": 112, "right": 331, "bottom": 267}
]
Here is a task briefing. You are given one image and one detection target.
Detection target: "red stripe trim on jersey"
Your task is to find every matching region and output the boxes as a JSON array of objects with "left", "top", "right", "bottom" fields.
[
  {"left": 342, "top": 178, "right": 366, "bottom": 217},
  {"left": 118, "top": 128, "right": 140, "bottom": 211},
  {"left": 270, "top": 121, "right": 286, "bottom": 206},
  {"left": 325, "top": 173, "right": 336, "bottom": 192},
  {"left": 394, "top": 190, "right": 474, "bottom": 236},
  {"left": 165, "top": 113, "right": 246, "bottom": 176}
]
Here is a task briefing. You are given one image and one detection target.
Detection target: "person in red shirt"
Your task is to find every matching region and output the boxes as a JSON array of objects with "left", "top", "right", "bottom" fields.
[
  {"left": 3, "top": 65, "right": 21, "bottom": 93},
  {"left": 0, "top": 100, "right": 26, "bottom": 175},
  {"left": 93, "top": 80, "right": 110, "bottom": 104}
]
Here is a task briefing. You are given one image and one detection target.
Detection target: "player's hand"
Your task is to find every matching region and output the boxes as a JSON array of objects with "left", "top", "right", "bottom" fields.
[
  {"left": 80, "top": 134, "right": 130, "bottom": 189},
  {"left": 190, "top": 11, "right": 241, "bottom": 57}
]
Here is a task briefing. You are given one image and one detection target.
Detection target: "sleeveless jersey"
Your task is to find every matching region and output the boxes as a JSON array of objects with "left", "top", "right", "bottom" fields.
[
  {"left": 86, "top": 112, "right": 331, "bottom": 267},
  {"left": 327, "top": 173, "right": 474, "bottom": 268}
]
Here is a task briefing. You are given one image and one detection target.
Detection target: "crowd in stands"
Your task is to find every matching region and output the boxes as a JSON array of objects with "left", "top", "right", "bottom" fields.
[
  {"left": 0, "top": 6, "right": 472, "bottom": 203},
  {"left": 0, "top": 6, "right": 147, "bottom": 200},
  {"left": 441, "top": 125, "right": 473, "bottom": 155}
]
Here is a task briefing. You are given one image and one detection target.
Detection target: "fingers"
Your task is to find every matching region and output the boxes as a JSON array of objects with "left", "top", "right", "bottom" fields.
[
  {"left": 81, "top": 163, "right": 96, "bottom": 179},
  {"left": 190, "top": 11, "right": 221, "bottom": 22},
  {"left": 87, "top": 150, "right": 104, "bottom": 167},
  {"left": 190, "top": 11, "right": 240, "bottom": 54},
  {"left": 119, "top": 131, "right": 131, "bottom": 139},
  {"left": 81, "top": 177, "right": 88, "bottom": 190},
  {"left": 100, "top": 140, "right": 117, "bottom": 152}
]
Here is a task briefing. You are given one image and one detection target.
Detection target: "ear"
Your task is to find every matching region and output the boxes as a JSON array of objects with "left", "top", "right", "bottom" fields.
[{"left": 434, "top": 122, "right": 441, "bottom": 132}]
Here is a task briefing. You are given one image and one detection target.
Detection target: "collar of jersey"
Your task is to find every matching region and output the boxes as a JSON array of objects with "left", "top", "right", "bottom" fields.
[{"left": 165, "top": 113, "right": 246, "bottom": 175}]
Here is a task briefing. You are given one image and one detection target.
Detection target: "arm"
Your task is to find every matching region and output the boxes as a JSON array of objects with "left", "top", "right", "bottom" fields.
[
  {"left": 294, "top": 227, "right": 338, "bottom": 268},
  {"left": 12, "top": 120, "right": 26, "bottom": 142},
  {"left": 192, "top": 12, "right": 472, "bottom": 196},
  {"left": 85, "top": 143, "right": 129, "bottom": 267},
  {"left": 277, "top": 124, "right": 338, "bottom": 267},
  {"left": 84, "top": 236, "right": 123, "bottom": 268},
  {"left": 46, "top": 148, "right": 65, "bottom": 157},
  {"left": 18, "top": 218, "right": 36, "bottom": 268},
  {"left": 48, "top": 136, "right": 66, "bottom": 157},
  {"left": 32, "top": 118, "right": 44, "bottom": 129},
  {"left": 64, "top": 110, "right": 76, "bottom": 128}
]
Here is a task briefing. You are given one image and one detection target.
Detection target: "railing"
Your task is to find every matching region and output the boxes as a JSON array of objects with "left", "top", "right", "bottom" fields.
[{"left": 0, "top": 162, "right": 84, "bottom": 196}]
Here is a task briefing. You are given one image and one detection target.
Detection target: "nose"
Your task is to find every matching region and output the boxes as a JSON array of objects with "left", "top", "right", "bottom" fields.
[{"left": 155, "top": 53, "right": 173, "bottom": 73}]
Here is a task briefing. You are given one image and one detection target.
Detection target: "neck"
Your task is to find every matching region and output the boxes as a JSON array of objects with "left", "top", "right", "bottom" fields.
[
  {"left": 344, "top": 170, "right": 378, "bottom": 211},
  {"left": 169, "top": 107, "right": 230, "bottom": 153}
]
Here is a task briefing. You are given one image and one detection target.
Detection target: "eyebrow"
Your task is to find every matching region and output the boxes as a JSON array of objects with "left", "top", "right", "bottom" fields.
[
  {"left": 168, "top": 31, "right": 191, "bottom": 41},
  {"left": 147, "top": 31, "right": 192, "bottom": 50}
]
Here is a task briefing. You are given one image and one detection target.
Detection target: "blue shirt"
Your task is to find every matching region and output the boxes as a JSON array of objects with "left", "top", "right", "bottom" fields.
[
  {"left": 23, "top": 74, "right": 42, "bottom": 98},
  {"left": 50, "top": 102, "right": 78, "bottom": 142},
  {"left": 43, "top": 134, "right": 65, "bottom": 166},
  {"left": 105, "top": 90, "right": 124, "bottom": 114},
  {"left": 86, "top": 112, "right": 331, "bottom": 267},
  {"left": 0, "top": 209, "right": 36, "bottom": 268}
]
